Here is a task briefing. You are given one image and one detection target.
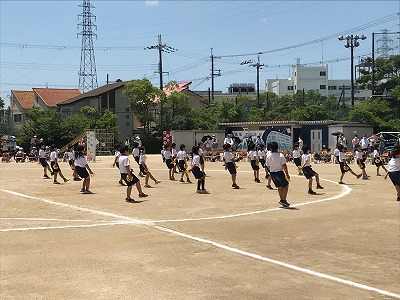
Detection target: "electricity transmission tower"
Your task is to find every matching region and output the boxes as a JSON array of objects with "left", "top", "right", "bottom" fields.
[
  {"left": 78, "top": 0, "right": 98, "bottom": 93},
  {"left": 376, "top": 29, "right": 394, "bottom": 58}
]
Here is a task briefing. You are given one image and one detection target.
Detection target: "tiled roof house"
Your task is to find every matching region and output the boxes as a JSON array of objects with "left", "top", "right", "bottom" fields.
[
  {"left": 163, "top": 81, "right": 208, "bottom": 109},
  {"left": 10, "top": 88, "right": 81, "bottom": 127}
]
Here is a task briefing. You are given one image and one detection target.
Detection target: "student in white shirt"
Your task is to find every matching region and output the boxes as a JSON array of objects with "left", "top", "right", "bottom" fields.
[
  {"left": 112, "top": 145, "right": 125, "bottom": 186},
  {"left": 247, "top": 143, "right": 260, "bottom": 183},
  {"left": 292, "top": 142, "right": 303, "bottom": 175},
  {"left": 66, "top": 144, "right": 81, "bottom": 181},
  {"left": 191, "top": 146, "right": 208, "bottom": 194},
  {"left": 265, "top": 143, "right": 273, "bottom": 190},
  {"left": 49, "top": 144, "right": 70, "bottom": 184},
  {"left": 384, "top": 146, "right": 400, "bottom": 201},
  {"left": 74, "top": 144, "right": 94, "bottom": 194},
  {"left": 355, "top": 144, "right": 369, "bottom": 179},
  {"left": 163, "top": 143, "right": 175, "bottom": 180},
  {"left": 118, "top": 146, "right": 147, "bottom": 202},
  {"left": 139, "top": 147, "right": 161, "bottom": 188},
  {"left": 132, "top": 142, "right": 143, "bottom": 177},
  {"left": 38, "top": 142, "right": 52, "bottom": 179},
  {"left": 301, "top": 145, "right": 324, "bottom": 195},
  {"left": 372, "top": 145, "right": 388, "bottom": 176},
  {"left": 266, "top": 141, "right": 290, "bottom": 207},
  {"left": 337, "top": 144, "right": 362, "bottom": 184},
  {"left": 177, "top": 144, "right": 192, "bottom": 183},
  {"left": 223, "top": 143, "right": 239, "bottom": 189}
]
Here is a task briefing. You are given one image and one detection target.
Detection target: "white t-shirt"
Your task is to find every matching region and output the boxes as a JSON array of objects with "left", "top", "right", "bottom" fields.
[
  {"left": 373, "top": 149, "right": 379, "bottom": 158},
  {"left": 132, "top": 148, "right": 139, "bottom": 157},
  {"left": 387, "top": 157, "right": 400, "bottom": 172},
  {"left": 355, "top": 150, "right": 363, "bottom": 160},
  {"left": 177, "top": 150, "right": 187, "bottom": 161},
  {"left": 204, "top": 139, "right": 212, "bottom": 149},
  {"left": 293, "top": 149, "right": 301, "bottom": 158},
  {"left": 192, "top": 154, "right": 200, "bottom": 167},
  {"left": 301, "top": 153, "right": 311, "bottom": 167},
  {"left": 361, "top": 138, "right": 369, "bottom": 149},
  {"left": 118, "top": 155, "right": 131, "bottom": 173},
  {"left": 338, "top": 152, "right": 346, "bottom": 163},
  {"left": 74, "top": 156, "right": 88, "bottom": 168},
  {"left": 258, "top": 150, "right": 266, "bottom": 159},
  {"left": 49, "top": 151, "right": 57, "bottom": 162},
  {"left": 39, "top": 149, "right": 46, "bottom": 158},
  {"left": 266, "top": 152, "right": 286, "bottom": 172},
  {"left": 139, "top": 154, "right": 146, "bottom": 165},
  {"left": 334, "top": 148, "right": 340, "bottom": 157},
  {"left": 114, "top": 150, "right": 121, "bottom": 159},
  {"left": 172, "top": 148, "right": 177, "bottom": 157},
  {"left": 164, "top": 150, "right": 171, "bottom": 160},
  {"left": 224, "top": 151, "right": 234, "bottom": 163},
  {"left": 67, "top": 150, "right": 75, "bottom": 161},
  {"left": 248, "top": 150, "right": 258, "bottom": 161}
]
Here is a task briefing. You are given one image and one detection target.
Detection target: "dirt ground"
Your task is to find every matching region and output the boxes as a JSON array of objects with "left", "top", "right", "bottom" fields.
[{"left": 0, "top": 154, "right": 399, "bottom": 299}]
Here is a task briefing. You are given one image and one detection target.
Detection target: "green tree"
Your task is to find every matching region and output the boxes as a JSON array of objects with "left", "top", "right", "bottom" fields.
[
  {"left": 346, "top": 98, "right": 400, "bottom": 131},
  {"left": 123, "top": 78, "right": 164, "bottom": 134}
]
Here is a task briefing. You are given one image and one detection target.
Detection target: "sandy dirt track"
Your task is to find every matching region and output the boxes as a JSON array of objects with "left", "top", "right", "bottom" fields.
[{"left": 0, "top": 155, "right": 399, "bottom": 299}]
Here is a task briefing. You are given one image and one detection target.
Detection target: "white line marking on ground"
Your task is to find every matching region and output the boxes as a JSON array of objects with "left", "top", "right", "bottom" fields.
[
  {"left": 0, "top": 189, "right": 149, "bottom": 225},
  {"left": 1, "top": 187, "right": 398, "bottom": 298},
  {"left": 0, "top": 221, "right": 137, "bottom": 232},
  {"left": 155, "top": 225, "right": 400, "bottom": 299},
  {"left": 0, "top": 217, "right": 108, "bottom": 222},
  {"left": 153, "top": 178, "right": 351, "bottom": 223}
]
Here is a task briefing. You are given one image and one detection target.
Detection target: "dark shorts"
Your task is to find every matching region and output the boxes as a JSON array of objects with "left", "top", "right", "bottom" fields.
[
  {"left": 339, "top": 162, "right": 351, "bottom": 174},
  {"left": 75, "top": 166, "right": 89, "bottom": 179},
  {"left": 134, "top": 156, "right": 139, "bottom": 165},
  {"left": 388, "top": 171, "right": 400, "bottom": 186},
  {"left": 50, "top": 161, "right": 60, "bottom": 173},
  {"left": 259, "top": 158, "right": 266, "bottom": 168},
  {"left": 302, "top": 166, "right": 316, "bottom": 179},
  {"left": 250, "top": 160, "right": 260, "bottom": 171},
  {"left": 270, "top": 171, "right": 289, "bottom": 188},
  {"left": 192, "top": 166, "right": 204, "bottom": 179},
  {"left": 166, "top": 159, "right": 174, "bottom": 169},
  {"left": 139, "top": 164, "right": 147, "bottom": 175},
  {"left": 121, "top": 173, "right": 139, "bottom": 186},
  {"left": 69, "top": 159, "right": 75, "bottom": 169},
  {"left": 226, "top": 162, "right": 237, "bottom": 175},
  {"left": 293, "top": 157, "right": 301, "bottom": 167},
  {"left": 374, "top": 158, "right": 383, "bottom": 166},
  {"left": 178, "top": 160, "right": 186, "bottom": 171},
  {"left": 357, "top": 159, "right": 365, "bottom": 169},
  {"left": 39, "top": 157, "right": 48, "bottom": 168}
]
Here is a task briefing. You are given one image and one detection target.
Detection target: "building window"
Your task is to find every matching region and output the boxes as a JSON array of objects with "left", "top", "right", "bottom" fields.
[
  {"left": 320, "top": 71, "right": 326, "bottom": 76},
  {"left": 126, "top": 114, "right": 130, "bottom": 119},
  {"left": 126, "top": 122, "right": 130, "bottom": 126},
  {"left": 287, "top": 86, "right": 294, "bottom": 91},
  {"left": 13, "top": 114, "right": 23, "bottom": 122},
  {"left": 328, "top": 86, "right": 337, "bottom": 90},
  {"left": 320, "top": 85, "right": 326, "bottom": 89}
]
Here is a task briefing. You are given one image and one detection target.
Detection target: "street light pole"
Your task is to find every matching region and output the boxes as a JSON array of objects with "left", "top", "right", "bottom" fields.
[
  {"left": 241, "top": 54, "right": 264, "bottom": 108},
  {"left": 338, "top": 34, "right": 366, "bottom": 107}
]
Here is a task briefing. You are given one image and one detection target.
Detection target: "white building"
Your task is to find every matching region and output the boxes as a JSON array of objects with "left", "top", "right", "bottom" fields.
[{"left": 265, "top": 65, "right": 371, "bottom": 103}]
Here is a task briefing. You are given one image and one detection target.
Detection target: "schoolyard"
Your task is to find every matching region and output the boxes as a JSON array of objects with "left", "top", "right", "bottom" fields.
[{"left": 0, "top": 155, "right": 399, "bottom": 299}]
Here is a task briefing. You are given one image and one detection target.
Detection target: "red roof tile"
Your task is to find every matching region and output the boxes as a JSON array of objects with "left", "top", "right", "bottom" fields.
[
  {"left": 11, "top": 90, "right": 35, "bottom": 110},
  {"left": 163, "top": 82, "right": 191, "bottom": 96},
  {"left": 33, "top": 88, "right": 81, "bottom": 107}
]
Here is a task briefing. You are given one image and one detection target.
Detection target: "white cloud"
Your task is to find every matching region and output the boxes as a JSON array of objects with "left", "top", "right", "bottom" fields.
[{"left": 145, "top": 0, "right": 159, "bottom": 6}]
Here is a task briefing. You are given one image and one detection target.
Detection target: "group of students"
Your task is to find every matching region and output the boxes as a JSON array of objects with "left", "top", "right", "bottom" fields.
[
  {"left": 39, "top": 137, "right": 400, "bottom": 204},
  {"left": 162, "top": 142, "right": 208, "bottom": 194},
  {"left": 39, "top": 143, "right": 93, "bottom": 194}
]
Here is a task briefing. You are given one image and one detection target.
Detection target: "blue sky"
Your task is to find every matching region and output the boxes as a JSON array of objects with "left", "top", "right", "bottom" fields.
[{"left": 1, "top": 1, "right": 399, "bottom": 106}]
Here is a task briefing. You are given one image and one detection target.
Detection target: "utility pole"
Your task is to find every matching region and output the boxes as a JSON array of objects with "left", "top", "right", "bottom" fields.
[
  {"left": 241, "top": 54, "right": 264, "bottom": 107},
  {"left": 210, "top": 48, "right": 221, "bottom": 101},
  {"left": 146, "top": 34, "right": 177, "bottom": 90}
]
